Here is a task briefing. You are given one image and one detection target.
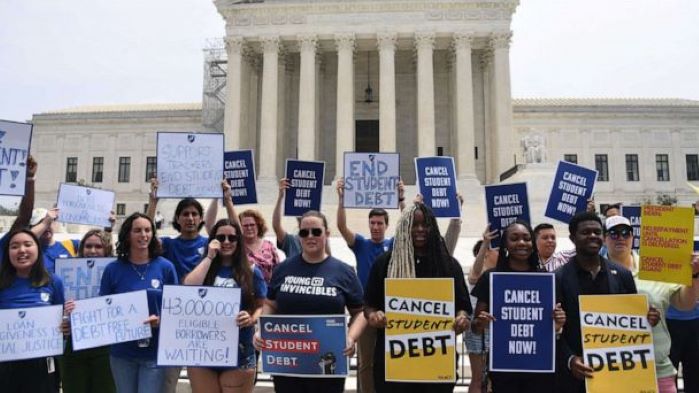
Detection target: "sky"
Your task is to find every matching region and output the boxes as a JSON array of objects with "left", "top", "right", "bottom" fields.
[{"left": 1, "top": 0, "right": 699, "bottom": 122}]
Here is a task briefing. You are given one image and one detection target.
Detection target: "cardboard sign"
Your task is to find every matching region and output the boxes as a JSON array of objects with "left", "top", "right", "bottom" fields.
[
  {"left": 56, "top": 184, "right": 115, "bottom": 227},
  {"left": 0, "top": 305, "right": 63, "bottom": 361},
  {"left": 260, "top": 315, "right": 348, "bottom": 377},
  {"left": 55, "top": 257, "right": 115, "bottom": 300},
  {"left": 70, "top": 290, "right": 152, "bottom": 351},
  {"left": 158, "top": 285, "right": 241, "bottom": 367},
  {"left": 484, "top": 183, "right": 531, "bottom": 248},
  {"left": 545, "top": 161, "right": 597, "bottom": 223},
  {"left": 639, "top": 205, "right": 695, "bottom": 286},
  {"left": 343, "top": 152, "right": 400, "bottom": 209},
  {"left": 622, "top": 206, "right": 642, "bottom": 251},
  {"left": 414, "top": 156, "right": 460, "bottom": 218},
  {"left": 223, "top": 150, "right": 257, "bottom": 205},
  {"left": 284, "top": 159, "right": 325, "bottom": 217},
  {"left": 579, "top": 294, "right": 657, "bottom": 393},
  {"left": 489, "top": 272, "right": 555, "bottom": 373},
  {"left": 156, "top": 132, "right": 224, "bottom": 198},
  {"left": 385, "top": 278, "right": 456, "bottom": 382},
  {"left": 0, "top": 120, "right": 33, "bottom": 196}
]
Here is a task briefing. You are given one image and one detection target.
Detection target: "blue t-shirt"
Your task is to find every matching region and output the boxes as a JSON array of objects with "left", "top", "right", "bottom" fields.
[
  {"left": 278, "top": 233, "right": 302, "bottom": 260},
  {"left": 213, "top": 265, "right": 267, "bottom": 346},
  {"left": 0, "top": 274, "right": 65, "bottom": 309},
  {"left": 161, "top": 235, "right": 208, "bottom": 281},
  {"left": 43, "top": 239, "right": 79, "bottom": 274},
  {"left": 267, "top": 255, "right": 363, "bottom": 315},
  {"left": 351, "top": 234, "right": 393, "bottom": 289},
  {"left": 99, "top": 256, "right": 178, "bottom": 359}
]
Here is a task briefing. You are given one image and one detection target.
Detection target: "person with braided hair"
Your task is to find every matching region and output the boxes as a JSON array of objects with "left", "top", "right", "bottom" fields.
[{"left": 363, "top": 203, "right": 471, "bottom": 393}]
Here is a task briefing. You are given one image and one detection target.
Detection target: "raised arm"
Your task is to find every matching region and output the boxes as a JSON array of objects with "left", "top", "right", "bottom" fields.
[
  {"left": 204, "top": 196, "right": 219, "bottom": 236},
  {"left": 443, "top": 193, "right": 464, "bottom": 255},
  {"left": 221, "top": 179, "right": 240, "bottom": 227},
  {"left": 30, "top": 208, "right": 58, "bottom": 239},
  {"left": 145, "top": 178, "right": 159, "bottom": 220},
  {"left": 272, "top": 178, "right": 289, "bottom": 242},
  {"left": 397, "top": 179, "right": 406, "bottom": 211},
  {"left": 335, "top": 178, "right": 356, "bottom": 246},
  {"left": 468, "top": 225, "right": 498, "bottom": 285}
]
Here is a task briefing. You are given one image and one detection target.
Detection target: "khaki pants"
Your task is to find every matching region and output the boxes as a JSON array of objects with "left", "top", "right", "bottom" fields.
[{"left": 357, "top": 325, "right": 377, "bottom": 393}]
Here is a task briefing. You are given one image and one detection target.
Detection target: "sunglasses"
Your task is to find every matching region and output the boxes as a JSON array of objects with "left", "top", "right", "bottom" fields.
[
  {"left": 215, "top": 234, "right": 238, "bottom": 243},
  {"left": 608, "top": 228, "right": 632, "bottom": 240},
  {"left": 299, "top": 228, "right": 324, "bottom": 238}
]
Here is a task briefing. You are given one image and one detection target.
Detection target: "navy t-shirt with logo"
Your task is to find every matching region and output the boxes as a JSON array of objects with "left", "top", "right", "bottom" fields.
[
  {"left": 0, "top": 274, "right": 65, "bottom": 309},
  {"left": 214, "top": 265, "right": 267, "bottom": 347},
  {"left": 161, "top": 235, "right": 208, "bottom": 281}
]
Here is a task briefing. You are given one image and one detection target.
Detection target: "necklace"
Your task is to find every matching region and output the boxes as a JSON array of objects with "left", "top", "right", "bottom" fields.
[{"left": 131, "top": 262, "right": 150, "bottom": 280}]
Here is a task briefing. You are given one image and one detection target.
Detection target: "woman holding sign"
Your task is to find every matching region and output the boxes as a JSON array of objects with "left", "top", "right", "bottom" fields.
[
  {"left": 184, "top": 219, "right": 267, "bottom": 393},
  {"left": 0, "top": 229, "right": 66, "bottom": 393}
]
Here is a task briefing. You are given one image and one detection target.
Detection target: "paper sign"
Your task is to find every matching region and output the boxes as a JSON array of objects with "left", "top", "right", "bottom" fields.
[
  {"left": 484, "top": 183, "right": 530, "bottom": 248},
  {"left": 260, "top": 315, "right": 348, "bottom": 377},
  {"left": 622, "top": 206, "right": 642, "bottom": 251},
  {"left": 385, "top": 278, "right": 456, "bottom": 382},
  {"left": 639, "top": 205, "right": 695, "bottom": 286},
  {"left": 284, "top": 159, "right": 325, "bottom": 217},
  {"left": 0, "top": 305, "right": 63, "bottom": 361},
  {"left": 0, "top": 120, "right": 32, "bottom": 196},
  {"left": 579, "top": 294, "right": 657, "bottom": 393},
  {"left": 489, "top": 272, "right": 555, "bottom": 372},
  {"left": 55, "top": 257, "right": 115, "bottom": 300},
  {"left": 156, "top": 132, "right": 224, "bottom": 198},
  {"left": 343, "top": 152, "right": 400, "bottom": 209},
  {"left": 224, "top": 150, "right": 257, "bottom": 205},
  {"left": 158, "top": 285, "right": 241, "bottom": 367},
  {"left": 56, "top": 184, "right": 115, "bottom": 227},
  {"left": 70, "top": 290, "right": 152, "bottom": 351},
  {"left": 544, "top": 161, "right": 597, "bottom": 223},
  {"left": 414, "top": 156, "right": 460, "bottom": 218}
]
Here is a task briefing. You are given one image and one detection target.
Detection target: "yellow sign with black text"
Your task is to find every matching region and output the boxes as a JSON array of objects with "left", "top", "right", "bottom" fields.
[{"left": 639, "top": 205, "right": 694, "bottom": 285}]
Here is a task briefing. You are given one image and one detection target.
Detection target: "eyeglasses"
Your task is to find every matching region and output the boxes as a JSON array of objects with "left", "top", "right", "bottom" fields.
[
  {"left": 215, "top": 234, "right": 238, "bottom": 243},
  {"left": 299, "top": 228, "right": 324, "bottom": 238},
  {"left": 608, "top": 228, "right": 632, "bottom": 240}
]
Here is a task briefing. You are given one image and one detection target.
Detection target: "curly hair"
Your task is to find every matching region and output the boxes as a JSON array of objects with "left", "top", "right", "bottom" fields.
[
  {"left": 239, "top": 209, "right": 268, "bottom": 238},
  {"left": 116, "top": 213, "right": 162, "bottom": 260},
  {"left": 78, "top": 229, "right": 113, "bottom": 257},
  {"left": 0, "top": 230, "right": 50, "bottom": 289}
]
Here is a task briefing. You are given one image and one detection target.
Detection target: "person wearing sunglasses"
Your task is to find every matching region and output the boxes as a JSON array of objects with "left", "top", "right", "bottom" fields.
[{"left": 184, "top": 219, "right": 266, "bottom": 393}]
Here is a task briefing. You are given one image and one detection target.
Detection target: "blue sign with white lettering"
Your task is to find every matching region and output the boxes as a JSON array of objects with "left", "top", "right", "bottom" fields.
[
  {"left": 260, "top": 315, "right": 348, "bottom": 377},
  {"left": 224, "top": 150, "right": 257, "bottom": 205},
  {"left": 545, "top": 161, "right": 597, "bottom": 223},
  {"left": 622, "top": 206, "right": 642, "bottom": 250},
  {"left": 284, "top": 160, "right": 325, "bottom": 217},
  {"left": 485, "top": 183, "right": 530, "bottom": 248},
  {"left": 489, "top": 272, "right": 555, "bottom": 373},
  {"left": 415, "top": 156, "right": 460, "bottom": 218}
]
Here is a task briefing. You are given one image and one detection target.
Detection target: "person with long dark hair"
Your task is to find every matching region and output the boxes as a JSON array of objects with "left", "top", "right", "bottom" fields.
[{"left": 184, "top": 219, "right": 266, "bottom": 393}]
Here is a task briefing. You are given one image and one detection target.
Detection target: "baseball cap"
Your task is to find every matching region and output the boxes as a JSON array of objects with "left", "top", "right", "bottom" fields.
[
  {"left": 605, "top": 215, "right": 631, "bottom": 231},
  {"left": 29, "top": 208, "right": 48, "bottom": 226}
]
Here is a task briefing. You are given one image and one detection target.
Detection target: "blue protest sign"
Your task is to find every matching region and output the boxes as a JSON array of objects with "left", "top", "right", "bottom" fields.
[
  {"left": 0, "top": 120, "right": 33, "bottom": 196},
  {"left": 622, "top": 206, "right": 642, "bottom": 250},
  {"left": 55, "top": 257, "right": 115, "bottom": 300},
  {"left": 343, "top": 152, "right": 400, "bottom": 209},
  {"left": 56, "top": 184, "right": 115, "bottom": 227},
  {"left": 489, "top": 272, "right": 555, "bottom": 373},
  {"left": 260, "top": 315, "right": 348, "bottom": 377},
  {"left": 0, "top": 305, "right": 63, "bottom": 361},
  {"left": 545, "top": 161, "right": 597, "bottom": 223},
  {"left": 224, "top": 150, "right": 257, "bottom": 205},
  {"left": 156, "top": 132, "right": 224, "bottom": 198},
  {"left": 484, "top": 183, "right": 530, "bottom": 248},
  {"left": 414, "top": 156, "right": 460, "bottom": 218},
  {"left": 284, "top": 160, "right": 325, "bottom": 217}
]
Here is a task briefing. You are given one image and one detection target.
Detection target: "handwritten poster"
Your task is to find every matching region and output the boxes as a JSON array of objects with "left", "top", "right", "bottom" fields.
[
  {"left": 414, "top": 156, "right": 460, "bottom": 218},
  {"left": 56, "top": 184, "right": 115, "bottom": 227},
  {"left": 544, "top": 161, "right": 597, "bottom": 223},
  {"left": 639, "top": 205, "right": 695, "bottom": 285},
  {"left": 0, "top": 305, "right": 63, "bottom": 361},
  {"left": 0, "top": 120, "right": 32, "bottom": 196},
  {"left": 55, "top": 257, "right": 115, "bottom": 300},
  {"left": 156, "top": 132, "right": 224, "bottom": 198},
  {"left": 284, "top": 159, "right": 325, "bottom": 217},
  {"left": 343, "top": 152, "right": 400, "bottom": 209},
  {"left": 223, "top": 150, "right": 257, "bottom": 205}
]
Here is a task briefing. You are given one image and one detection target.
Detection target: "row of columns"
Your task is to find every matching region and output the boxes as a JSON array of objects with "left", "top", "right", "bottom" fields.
[{"left": 224, "top": 32, "right": 513, "bottom": 181}]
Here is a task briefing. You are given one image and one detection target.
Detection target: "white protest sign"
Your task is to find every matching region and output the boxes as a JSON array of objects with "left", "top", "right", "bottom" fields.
[
  {"left": 158, "top": 285, "right": 241, "bottom": 367},
  {"left": 156, "top": 132, "right": 224, "bottom": 198},
  {"left": 0, "top": 120, "right": 33, "bottom": 196},
  {"left": 343, "top": 152, "right": 401, "bottom": 209},
  {"left": 55, "top": 257, "right": 116, "bottom": 300},
  {"left": 71, "top": 290, "right": 152, "bottom": 351},
  {"left": 0, "top": 305, "right": 63, "bottom": 361},
  {"left": 56, "top": 183, "right": 115, "bottom": 227}
]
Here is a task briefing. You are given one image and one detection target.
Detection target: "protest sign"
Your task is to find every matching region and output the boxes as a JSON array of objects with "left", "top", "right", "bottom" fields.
[
  {"left": 622, "top": 206, "right": 642, "bottom": 250},
  {"left": 489, "top": 272, "right": 555, "bottom": 372},
  {"left": 385, "top": 278, "right": 455, "bottom": 382},
  {"left": 284, "top": 159, "right": 325, "bottom": 217},
  {"left": 639, "top": 205, "right": 695, "bottom": 286},
  {"left": 260, "top": 315, "right": 348, "bottom": 377},
  {"left": 156, "top": 132, "right": 224, "bottom": 198},
  {"left": 56, "top": 183, "right": 115, "bottom": 227},
  {"left": 544, "top": 161, "right": 596, "bottom": 223},
  {"left": 343, "top": 152, "right": 400, "bottom": 209},
  {"left": 223, "top": 150, "right": 257, "bottom": 205},
  {"left": 55, "top": 257, "right": 115, "bottom": 300},
  {"left": 0, "top": 120, "right": 32, "bottom": 196},
  {"left": 414, "top": 156, "right": 460, "bottom": 218},
  {"left": 579, "top": 294, "right": 657, "bottom": 393},
  {"left": 484, "top": 183, "right": 530, "bottom": 248},
  {"left": 158, "top": 285, "right": 241, "bottom": 367},
  {"left": 70, "top": 290, "right": 151, "bottom": 351},
  {"left": 0, "top": 305, "right": 63, "bottom": 362}
]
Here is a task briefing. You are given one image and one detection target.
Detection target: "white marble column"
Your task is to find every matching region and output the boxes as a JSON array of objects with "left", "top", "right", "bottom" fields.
[
  {"left": 377, "top": 32, "right": 397, "bottom": 152},
  {"left": 453, "top": 32, "right": 476, "bottom": 179},
  {"left": 224, "top": 37, "right": 244, "bottom": 150},
  {"left": 259, "top": 36, "right": 280, "bottom": 179},
  {"left": 490, "top": 32, "right": 515, "bottom": 179},
  {"left": 297, "top": 34, "right": 317, "bottom": 160},
  {"left": 335, "top": 33, "right": 355, "bottom": 177},
  {"left": 415, "top": 32, "right": 436, "bottom": 157}
]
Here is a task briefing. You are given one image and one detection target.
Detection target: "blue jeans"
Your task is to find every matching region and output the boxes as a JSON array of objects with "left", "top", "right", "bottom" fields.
[{"left": 109, "top": 355, "right": 165, "bottom": 393}]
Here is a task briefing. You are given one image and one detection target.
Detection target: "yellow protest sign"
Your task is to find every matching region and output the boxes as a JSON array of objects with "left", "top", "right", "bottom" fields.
[
  {"left": 384, "top": 278, "right": 455, "bottom": 382},
  {"left": 639, "top": 205, "right": 695, "bottom": 285},
  {"left": 579, "top": 294, "right": 657, "bottom": 393}
]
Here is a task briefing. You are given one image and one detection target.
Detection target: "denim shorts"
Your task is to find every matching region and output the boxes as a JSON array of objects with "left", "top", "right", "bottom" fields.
[
  {"left": 464, "top": 329, "right": 489, "bottom": 354},
  {"left": 208, "top": 341, "right": 256, "bottom": 372}
]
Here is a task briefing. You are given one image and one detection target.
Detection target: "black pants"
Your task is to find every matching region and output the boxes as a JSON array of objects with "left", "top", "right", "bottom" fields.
[
  {"left": 490, "top": 371, "right": 553, "bottom": 393},
  {"left": 372, "top": 354, "right": 455, "bottom": 393},
  {"left": 272, "top": 376, "right": 345, "bottom": 393},
  {"left": 667, "top": 318, "right": 699, "bottom": 393},
  {"left": 0, "top": 357, "right": 57, "bottom": 393}
]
